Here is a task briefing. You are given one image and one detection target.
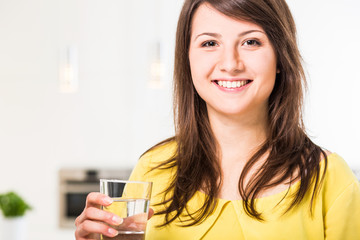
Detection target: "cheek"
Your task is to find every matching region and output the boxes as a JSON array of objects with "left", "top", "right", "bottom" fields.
[
  {"left": 243, "top": 51, "right": 277, "bottom": 101},
  {"left": 189, "top": 54, "right": 202, "bottom": 93},
  {"left": 189, "top": 52, "right": 209, "bottom": 98},
  {"left": 189, "top": 50, "right": 219, "bottom": 80},
  {"left": 246, "top": 50, "right": 277, "bottom": 81}
]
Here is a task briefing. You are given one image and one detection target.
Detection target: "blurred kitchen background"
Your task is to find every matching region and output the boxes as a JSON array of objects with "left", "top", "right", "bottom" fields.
[{"left": 0, "top": 0, "right": 359, "bottom": 239}]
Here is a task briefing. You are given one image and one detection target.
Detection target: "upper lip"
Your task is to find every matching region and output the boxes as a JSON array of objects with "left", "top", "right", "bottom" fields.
[{"left": 212, "top": 78, "right": 252, "bottom": 81}]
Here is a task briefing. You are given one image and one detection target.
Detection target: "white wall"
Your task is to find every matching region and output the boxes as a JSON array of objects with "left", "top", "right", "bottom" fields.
[
  {"left": 0, "top": 0, "right": 359, "bottom": 239},
  {"left": 288, "top": 0, "right": 360, "bottom": 168}
]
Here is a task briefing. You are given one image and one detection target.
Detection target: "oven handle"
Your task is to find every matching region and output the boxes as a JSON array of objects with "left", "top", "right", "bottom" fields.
[{"left": 61, "top": 183, "right": 100, "bottom": 193}]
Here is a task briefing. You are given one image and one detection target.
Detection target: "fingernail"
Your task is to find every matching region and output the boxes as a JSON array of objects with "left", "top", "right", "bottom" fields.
[
  {"left": 103, "top": 197, "right": 113, "bottom": 205},
  {"left": 108, "top": 228, "right": 118, "bottom": 237},
  {"left": 112, "top": 215, "right": 123, "bottom": 225}
]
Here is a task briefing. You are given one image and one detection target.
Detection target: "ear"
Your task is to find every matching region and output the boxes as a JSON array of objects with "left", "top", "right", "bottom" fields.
[{"left": 276, "top": 69, "right": 280, "bottom": 74}]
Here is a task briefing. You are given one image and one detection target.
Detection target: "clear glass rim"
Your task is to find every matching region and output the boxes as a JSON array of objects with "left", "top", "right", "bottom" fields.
[{"left": 99, "top": 179, "right": 152, "bottom": 185}]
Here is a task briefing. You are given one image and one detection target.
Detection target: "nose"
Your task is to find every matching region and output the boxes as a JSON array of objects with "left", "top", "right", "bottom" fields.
[{"left": 218, "top": 46, "right": 243, "bottom": 74}]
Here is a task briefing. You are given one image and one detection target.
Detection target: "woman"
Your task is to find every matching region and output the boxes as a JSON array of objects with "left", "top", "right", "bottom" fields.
[{"left": 75, "top": 0, "right": 360, "bottom": 239}]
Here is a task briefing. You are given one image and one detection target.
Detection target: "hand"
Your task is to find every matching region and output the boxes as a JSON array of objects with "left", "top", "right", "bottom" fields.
[{"left": 74, "top": 192, "right": 154, "bottom": 240}]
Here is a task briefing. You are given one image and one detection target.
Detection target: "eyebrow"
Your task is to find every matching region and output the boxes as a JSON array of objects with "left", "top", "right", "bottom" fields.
[{"left": 194, "top": 30, "right": 265, "bottom": 40}]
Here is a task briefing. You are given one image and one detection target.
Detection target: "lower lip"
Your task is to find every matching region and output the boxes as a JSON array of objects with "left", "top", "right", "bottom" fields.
[{"left": 212, "top": 81, "right": 252, "bottom": 92}]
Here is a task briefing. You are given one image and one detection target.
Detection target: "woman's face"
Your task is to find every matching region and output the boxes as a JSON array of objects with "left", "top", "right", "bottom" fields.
[{"left": 189, "top": 3, "right": 278, "bottom": 120}]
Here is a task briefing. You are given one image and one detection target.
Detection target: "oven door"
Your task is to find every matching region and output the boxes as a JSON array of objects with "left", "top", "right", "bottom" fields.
[{"left": 59, "top": 182, "right": 99, "bottom": 228}]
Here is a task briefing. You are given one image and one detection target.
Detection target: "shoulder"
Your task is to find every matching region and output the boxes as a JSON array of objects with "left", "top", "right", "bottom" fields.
[
  {"left": 130, "top": 141, "right": 178, "bottom": 208},
  {"left": 129, "top": 140, "right": 177, "bottom": 182},
  {"left": 320, "top": 152, "right": 360, "bottom": 209},
  {"left": 322, "top": 152, "right": 356, "bottom": 184},
  {"left": 139, "top": 140, "right": 177, "bottom": 167},
  {"left": 319, "top": 152, "right": 360, "bottom": 236}
]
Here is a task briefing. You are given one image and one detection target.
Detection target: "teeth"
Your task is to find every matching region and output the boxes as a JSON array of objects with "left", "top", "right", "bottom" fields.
[{"left": 217, "top": 80, "right": 249, "bottom": 89}]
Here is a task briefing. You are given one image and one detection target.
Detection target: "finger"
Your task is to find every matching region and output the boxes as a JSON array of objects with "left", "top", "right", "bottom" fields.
[
  {"left": 75, "top": 193, "right": 112, "bottom": 227},
  {"left": 120, "top": 213, "right": 148, "bottom": 231},
  {"left": 76, "top": 238, "right": 98, "bottom": 240},
  {"left": 75, "top": 236, "right": 99, "bottom": 240},
  {"left": 148, "top": 208, "right": 154, "bottom": 219},
  {"left": 85, "top": 192, "right": 113, "bottom": 208},
  {"left": 76, "top": 207, "right": 123, "bottom": 227},
  {"left": 76, "top": 220, "right": 118, "bottom": 238}
]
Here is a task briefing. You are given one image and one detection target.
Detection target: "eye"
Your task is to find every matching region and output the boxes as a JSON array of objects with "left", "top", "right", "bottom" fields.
[
  {"left": 243, "top": 39, "right": 261, "bottom": 46},
  {"left": 201, "top": 40, "right": 218, "bottom": 47}
]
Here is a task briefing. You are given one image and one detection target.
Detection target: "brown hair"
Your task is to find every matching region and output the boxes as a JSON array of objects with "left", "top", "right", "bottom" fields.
[{"left": 144, "top": 0, "right": 327, "bottom": 226}]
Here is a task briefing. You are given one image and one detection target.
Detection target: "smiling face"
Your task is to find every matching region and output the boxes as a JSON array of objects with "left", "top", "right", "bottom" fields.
[{"left": 189, "top": 3, "right": 278, "bottom": 122}]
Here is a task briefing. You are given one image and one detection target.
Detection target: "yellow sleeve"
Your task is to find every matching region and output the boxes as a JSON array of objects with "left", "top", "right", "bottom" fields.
[{"left": 324, "top": 178, "right": 360, "bottom": 239}]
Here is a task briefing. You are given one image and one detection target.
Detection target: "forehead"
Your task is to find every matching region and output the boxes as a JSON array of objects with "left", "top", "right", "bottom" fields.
[{"left": 190, "top": 3, "right": 264, "bottom": 36}]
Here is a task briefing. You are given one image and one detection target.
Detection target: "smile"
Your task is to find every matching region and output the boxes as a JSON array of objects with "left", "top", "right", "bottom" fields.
[{"left": 214, "top": 80, "right": 252, "bottom": 89}]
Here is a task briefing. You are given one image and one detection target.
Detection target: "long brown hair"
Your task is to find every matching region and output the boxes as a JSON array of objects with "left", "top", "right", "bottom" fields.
[{"left": 144, "top": 0, "right": 327, "bottom": 226}]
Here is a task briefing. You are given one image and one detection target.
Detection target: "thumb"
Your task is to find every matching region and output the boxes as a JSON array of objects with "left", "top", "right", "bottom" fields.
[{"left": 148, "top": 208, "right": 154, "bottom": 219}]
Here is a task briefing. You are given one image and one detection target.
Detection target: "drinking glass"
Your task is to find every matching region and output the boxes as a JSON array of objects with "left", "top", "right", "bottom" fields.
[{"left": 100, "top": 179, "right": 152, "bottom": 240}]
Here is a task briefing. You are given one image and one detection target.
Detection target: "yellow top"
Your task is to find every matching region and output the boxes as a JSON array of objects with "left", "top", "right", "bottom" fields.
[{"left": 129, "top": 142, "right": 360, "bottom": 240}]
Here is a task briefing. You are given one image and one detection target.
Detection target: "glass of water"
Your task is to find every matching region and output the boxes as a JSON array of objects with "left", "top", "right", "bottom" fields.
[{"left": 100, "top": 179, "right": 152, "bottom": 240}]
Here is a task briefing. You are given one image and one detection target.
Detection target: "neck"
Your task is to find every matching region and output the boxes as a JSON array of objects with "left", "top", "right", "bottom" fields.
[{"left": 208, "top": 108, "right": 269, "bottom": 164}]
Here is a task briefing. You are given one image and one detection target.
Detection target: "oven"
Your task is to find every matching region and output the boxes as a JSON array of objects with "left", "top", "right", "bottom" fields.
[{"left": 59, "top": 168, "right": 132, "bottom": 228}]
